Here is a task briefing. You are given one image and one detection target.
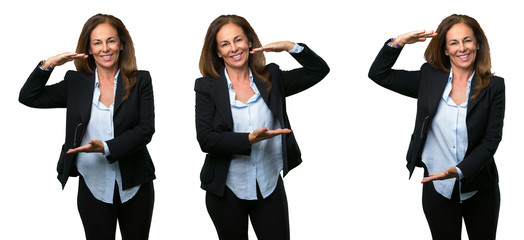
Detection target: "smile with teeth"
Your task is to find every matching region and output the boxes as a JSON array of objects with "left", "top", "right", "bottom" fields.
[
  {"left": 101, "top": 54, "right": 113, "bottom": 60},
  {"left": 231, "top": 52, "right": 243, "bottom": 61},
  {"left": 458, "top": 54, "right": 470, "bottom": 61}
]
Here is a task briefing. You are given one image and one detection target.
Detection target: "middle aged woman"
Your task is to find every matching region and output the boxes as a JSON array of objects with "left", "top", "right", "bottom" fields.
[
  {"left": 195, "top": 14, "right": 329, "bottom": 240},
  {"left": 19, "top": 14, "right": 155, "bottom": 240},
  {"left": 368, "top": 14, "right": 504, "bottom": 240}
]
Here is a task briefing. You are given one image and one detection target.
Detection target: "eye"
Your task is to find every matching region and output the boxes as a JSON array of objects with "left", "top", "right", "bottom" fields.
[{"left": 220, "top": 42, "right": 229, "bottom": 48}]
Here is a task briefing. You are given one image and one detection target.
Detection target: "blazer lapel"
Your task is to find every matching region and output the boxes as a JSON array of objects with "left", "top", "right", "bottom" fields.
[
  {"left": 467, "top": 74, "right": 486, "bottom": 114},
  {"left": 253, "top": 74, "right": 283, "bottom": 121},
  {"left": 253, "top": 74, "right": 269, "bottom": 106},
  {"left": 75, "top": 73, "right": 95, "bottom": 123},
  {"left": 214, "top": 70, "right": 234, "bottom": 129},
  {"left": 114, "top": 73, "right": 125, "bottom": 113},
  {"left": 427, "top": 70, "right": 449, "bottom": 115}
]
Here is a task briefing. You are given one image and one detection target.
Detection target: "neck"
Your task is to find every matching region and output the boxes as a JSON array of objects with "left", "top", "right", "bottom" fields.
[
  {"left": 452, "top": 67, "right": 474, "bottom": 83},
  {"left": 225, "top": 66, "right": 250, "bottom": 83},
  {"left": 97, "top": 66, "right": 119, "bottom": 81}
]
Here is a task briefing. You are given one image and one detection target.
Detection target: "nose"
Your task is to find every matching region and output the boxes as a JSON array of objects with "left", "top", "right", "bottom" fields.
[
  {"left": 102, "top": 43, "right": 109, "bottom": 52},
  {"left": 458, "top": 43, "right": 466, "bottom": 52},
  {"left": 231, "top": 42, "right": 238, "bottom": 53}
]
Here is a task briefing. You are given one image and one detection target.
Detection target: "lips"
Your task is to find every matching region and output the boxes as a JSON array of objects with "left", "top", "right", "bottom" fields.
[
  {"left": 458, "top": 54, "right": 470, "bottom": 61},
  {"left": 101, "top": 54, "right": 113, "bottom": 61},
  {"left": 231, "top": 52, "right": 243, "bottom": 61}
]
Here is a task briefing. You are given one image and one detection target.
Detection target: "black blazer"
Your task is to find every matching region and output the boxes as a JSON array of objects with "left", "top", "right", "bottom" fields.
[
  {"left": 368, "top": 43, "right": 505, "bottom": 193},
  {"left": 19, "top": 64, "right": 156, "bottom": 190},
  {"left": 195, "top": 44, "right": 329, "bottom": 196}
]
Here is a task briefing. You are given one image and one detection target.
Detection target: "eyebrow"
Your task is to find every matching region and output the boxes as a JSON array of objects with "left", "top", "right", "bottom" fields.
[
  {"left": 448, "top": 36, "right": 473, "bottom": 43},
  {"left": 219, "top": 35, "right": 245, "bottom": 44},
  {"left": 92, "top": 36, "right": 118, "bottom": 42}
]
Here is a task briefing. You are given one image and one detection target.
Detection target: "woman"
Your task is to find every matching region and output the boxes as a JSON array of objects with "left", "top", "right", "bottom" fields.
[
  {"left": 368, "top": 14, "right": 504, "bottom": 240},
  {"left": 19, "top": 14, "right": 155, "bottom": 240},
  {"left": 195, "top": 15, "right": 329, "bottom": 240}
]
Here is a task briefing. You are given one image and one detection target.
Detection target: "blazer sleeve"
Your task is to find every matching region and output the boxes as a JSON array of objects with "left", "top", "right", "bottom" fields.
[
  {"left": 457, "top": 77, "right": 505, "bottom": 182},
  {"left": 278, "top": 43, "right": 330, "bottom": 97},
  {"left": 368, "top": 41, "right": 422, "bottom": 99},
  {"left": 19, "top": 64, "right": 67, "bottom": 108},
  {"left": 194, "top": 78, "right": 251, "bottom": 156},
  {"left": 106, "top": 71, "right": 155, "bottom": 162}
]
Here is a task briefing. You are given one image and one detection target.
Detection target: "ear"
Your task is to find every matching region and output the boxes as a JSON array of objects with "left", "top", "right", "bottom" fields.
[{"left": 444, "top": 49, "right": 449, "bottom": 56}]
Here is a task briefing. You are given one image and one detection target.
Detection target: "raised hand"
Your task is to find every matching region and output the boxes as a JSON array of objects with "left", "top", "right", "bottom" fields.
[
  {"left": 45, "top": 52, "right": 88, "bottom": 68},
  {"left": 250, "top": 41, "right": 295, "bottom": 54},
  {"left": 248, "top": 127, "right": 292, "bottom": 144},
  {"left": 66, "top": 139, "right": 105, "bottom": 154},
  {"left": 421, "top": 166, "right": 459, "bottom": 183},
  {"left": 394, "top": 30, "right": 437, "bottom": 47}
]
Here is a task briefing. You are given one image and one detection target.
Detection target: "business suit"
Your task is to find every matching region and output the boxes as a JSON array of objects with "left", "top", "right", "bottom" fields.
[
  {"left": 19, "top": 64, "right": 155, "bottom": 189},
  {"left": 195, "top": 43, "right": 328, "bottom": 239},
  {"left": 195, "top": 43, "right": 329, "bottom": 197},
  {"left": 19, "top": 64, "right": 155, "bottom": 239},
  {"left": 368, "top": 42, "right": 504, "bottom": 239}
]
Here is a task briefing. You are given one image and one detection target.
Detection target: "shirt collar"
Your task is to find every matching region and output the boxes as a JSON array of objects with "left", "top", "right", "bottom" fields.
[
  {"left": 94, "top": 68, "right": 120, "bottom": 88},
  {"left": 224, "top": 68, "right": 260, "bottom": 106},
  {"left": 225, "top": 68, "right": 253, "bottom": 89},
  {"left": 442, "top": 68, "right": 474, "bottom": 106},
  {"left": 93, "top": 68, "right": 120, "bottom": 107}
]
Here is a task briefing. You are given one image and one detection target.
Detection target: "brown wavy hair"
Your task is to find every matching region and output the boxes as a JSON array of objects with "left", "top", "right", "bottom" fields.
[
  {"left": 199, "top": 15, "right": 271, "bottom": 90},
  {"left": 74, "top": 13, "right": 137, "bottom": 101},
  {"left": 424, "top": 14, "right": 492, "bottom": 99}
]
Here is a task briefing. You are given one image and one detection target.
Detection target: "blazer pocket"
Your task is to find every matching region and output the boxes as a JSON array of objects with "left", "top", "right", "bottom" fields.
[{"left": 200, "top": 154, "right": 216, "bottom": 184}]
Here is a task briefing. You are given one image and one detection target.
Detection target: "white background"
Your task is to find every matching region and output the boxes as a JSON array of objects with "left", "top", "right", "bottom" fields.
[{"left": 1, "top": 0, "right": 522, "bottom": 239}]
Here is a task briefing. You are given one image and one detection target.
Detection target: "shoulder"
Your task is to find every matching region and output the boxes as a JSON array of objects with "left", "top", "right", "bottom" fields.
[
  {"left": 489, "top": 75, "right": 505, "bottom": 91},
  {"left": 63, "top": 70, "right": 92, "bottom": 86},
  {"left": 490, "top": 75, "right": 504, "bottom": 85},
  {"left": 265, "top": 63, "right": 280, "bottom": 72},
  {"left": 195, "top": 75, "right": 219, "bottom": 92},
  {"left": 136, "top": 70, "right": 152, "bottom": 80},
  {"left": 420, "top": 62, "right": 442, "bottom": 73},
  {"left": 134, "top": 70, "right": 153, "bottom": 87},
  {"left": 64, "top": 70, "right": 88, "bottom": 79},
  {"left": 264, "top": 63, "right": 282, "bottom": 80}
]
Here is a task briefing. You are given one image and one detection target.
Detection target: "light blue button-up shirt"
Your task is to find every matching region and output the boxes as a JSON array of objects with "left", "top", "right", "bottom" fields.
[
  {"left": 76, "top": 69, "right": 140, "bottom": 204},
  {"left": 422, "top": 69, "right": 477, "bottom": 200},
  {"left": 225, "top": 68, "right": 283, "bottom": 200},
  {"left": 224, "top": 43, "right": 304, "bottom": 200}
]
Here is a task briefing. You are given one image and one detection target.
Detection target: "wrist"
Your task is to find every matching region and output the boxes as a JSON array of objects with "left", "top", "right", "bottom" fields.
[
  {"left": 39, "top": 60, "right": 54, "bottom": 71},
  {"left": 44, "top": 58, "right": 57, "bottom": 69},
  {"left": 388, "top": 38, "right": 404, "bottom": 48}
]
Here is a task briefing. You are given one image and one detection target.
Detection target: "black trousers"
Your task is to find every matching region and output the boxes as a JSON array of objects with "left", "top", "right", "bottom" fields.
[
  {"left": 422, "top": 177, "right": 500, "bottom": 240},
  {"left": 206, "top": 176, "right": 290, "bottom": 240},
  {"left": 77, "top": 176, "right": 155, "bottom": 240}
]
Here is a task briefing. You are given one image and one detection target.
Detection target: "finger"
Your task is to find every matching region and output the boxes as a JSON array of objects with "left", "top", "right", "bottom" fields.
[
  {"left": 66, "top": 146, "right": 83, "bottom": 154},
  {"left": 421, "top": 175, "right": 438, "bottom": 183},
  {"left": 250, "top": 47, "right": 264, "bottom": 54},
  {"left": 275, "top": 128, "right": 292, "bottom": 134}
]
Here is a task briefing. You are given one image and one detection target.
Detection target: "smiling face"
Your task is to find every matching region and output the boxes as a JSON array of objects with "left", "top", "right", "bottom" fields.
[
  {"left": 216, "top": 23, "right": 251, "bottom": 71},
  {"left": 89, "top": 23, "right": 122, "bottom": 72},
  {"left": 445, "top": 23, "right": 478, "bottom": 73}
]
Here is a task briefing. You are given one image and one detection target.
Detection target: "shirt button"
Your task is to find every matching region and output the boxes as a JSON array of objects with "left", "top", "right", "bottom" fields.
[{"left": 252, "top": 164, "right": 256, "bottom": 167}]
